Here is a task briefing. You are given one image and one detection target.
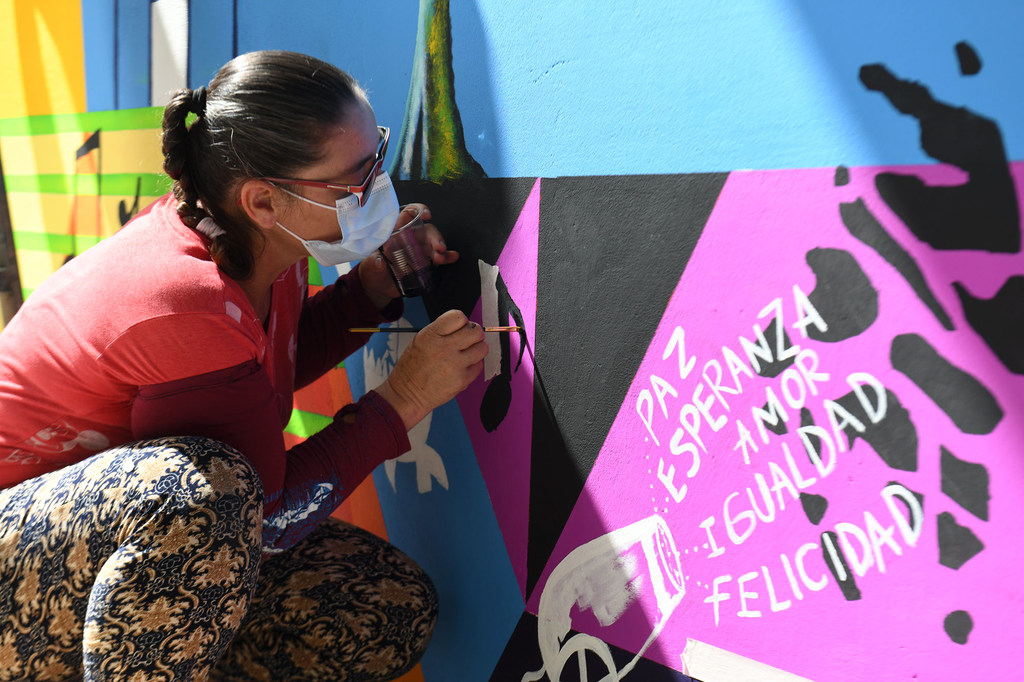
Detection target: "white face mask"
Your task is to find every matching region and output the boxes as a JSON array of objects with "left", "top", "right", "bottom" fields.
[{"left": 275, "top": 171, "right": 400, "bottom": 266}]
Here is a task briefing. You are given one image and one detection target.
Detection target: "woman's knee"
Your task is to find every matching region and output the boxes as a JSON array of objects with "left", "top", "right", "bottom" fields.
[{"left": 116, "top": 436, "right": 264, "bottom": 554}]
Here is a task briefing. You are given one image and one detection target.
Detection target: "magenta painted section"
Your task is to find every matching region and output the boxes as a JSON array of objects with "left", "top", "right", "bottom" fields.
[
  {"left": 528, "top": 166, "right": 1024, "bottom": 679},
  {"left": 457, "top": 178, "right": 541, "bottom": 598}
]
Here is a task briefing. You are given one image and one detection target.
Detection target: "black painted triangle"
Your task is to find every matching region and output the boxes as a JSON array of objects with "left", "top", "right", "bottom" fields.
[
  {"left": 527, "top": 173, "right": 728, "bottom": 599},
  {"left": 393, "top": 177, "right": 539, "bottom": 321}
]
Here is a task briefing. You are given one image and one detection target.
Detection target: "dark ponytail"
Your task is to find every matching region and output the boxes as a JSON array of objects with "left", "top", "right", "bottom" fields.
[{"left": 160, "top": 51, "right": 366, "bottom": 280}]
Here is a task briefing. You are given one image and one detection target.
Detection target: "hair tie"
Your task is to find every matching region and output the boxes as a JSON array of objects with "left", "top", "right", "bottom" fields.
[
  {"left": 195, "top": 216, "right": 226, "bottom": 240},
  {"left": 188, "top": 86, "right": 208, "bottom": 117}
]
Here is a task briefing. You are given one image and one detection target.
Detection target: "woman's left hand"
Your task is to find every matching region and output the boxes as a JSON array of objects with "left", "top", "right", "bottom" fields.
[{"left": 357, "top": 203, "right": 458, "bottom": 310}]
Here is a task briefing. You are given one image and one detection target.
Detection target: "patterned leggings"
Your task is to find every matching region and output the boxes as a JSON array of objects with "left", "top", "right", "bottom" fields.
[{"left": 0, "top": 437, "right": 437, "bottom": 681}]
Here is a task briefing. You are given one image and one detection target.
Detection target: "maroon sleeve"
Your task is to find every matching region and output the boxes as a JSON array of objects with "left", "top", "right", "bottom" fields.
[
  {"left": 294, "top": 268, "right": 404, "bottom": 389},
  {"left": 130, "top": 360, "right": 411, "bottom": 551}
]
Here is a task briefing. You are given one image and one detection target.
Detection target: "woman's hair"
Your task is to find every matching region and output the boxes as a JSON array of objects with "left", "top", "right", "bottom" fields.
[{"left": 161, "top": 50, "right": 366, "bottom": 279}]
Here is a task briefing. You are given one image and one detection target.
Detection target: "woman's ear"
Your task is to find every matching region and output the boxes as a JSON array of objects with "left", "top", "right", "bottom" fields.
[{"left": 237, "top": 179, "right": 281, "bottom": 231}]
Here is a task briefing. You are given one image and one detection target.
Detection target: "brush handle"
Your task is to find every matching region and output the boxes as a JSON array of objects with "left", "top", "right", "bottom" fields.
[{"left": 349, "top": 326, "right": 521, "bottom": 334}]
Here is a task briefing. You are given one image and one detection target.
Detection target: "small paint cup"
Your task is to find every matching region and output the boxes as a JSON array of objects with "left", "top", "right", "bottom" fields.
[{"left": 381, "top": 205, "right": 435, "bottom": 297}]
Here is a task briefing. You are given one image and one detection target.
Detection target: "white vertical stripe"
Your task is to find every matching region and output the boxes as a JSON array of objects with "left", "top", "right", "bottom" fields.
[
  {"left": 478, "top": 259, "right": 502, "bottom": 380},
  {"left": 681, "top": 639, "right": 815, "bottom": 682},
  {"left": 150, "top": 0, "right": 189, "bottom": 106}
]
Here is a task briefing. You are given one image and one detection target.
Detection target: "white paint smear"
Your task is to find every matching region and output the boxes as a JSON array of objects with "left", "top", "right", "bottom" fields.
[
  {"left": 681, "top": 639, "right": 815, "bottom": 682},
  {"left": 478, "top": 259, "right": 502, "bottom": 380}
]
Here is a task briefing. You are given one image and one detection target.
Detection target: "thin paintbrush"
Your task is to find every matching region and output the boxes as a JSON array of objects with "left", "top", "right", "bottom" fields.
[{"left": 349, "top": 325, "right": 522, "bottom": 333}]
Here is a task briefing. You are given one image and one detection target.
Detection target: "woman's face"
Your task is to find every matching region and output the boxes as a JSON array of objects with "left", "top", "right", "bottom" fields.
[{"left": 275, "top": 98, "right": 384, "bottom": 245}]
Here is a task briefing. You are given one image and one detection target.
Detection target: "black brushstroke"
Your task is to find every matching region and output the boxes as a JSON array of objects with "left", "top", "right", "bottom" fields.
[
  {"left": 860, "top": 63, "right": 1019, "bottom": 253},
  {"left": 480, "top": 273, "right": 527, "bottom": 432},
  {"left": 69, "top": 129, "right": 103, "bottom": 263},
  {"left": 944, "top": 610, "right": 974, "bottom": 644},
  {"left": 954, "top": 276, "right": 1024, "bottom": 374},
  {"left": 955, "top": 42, "right": 982, "bottom": 76},
  {"left": 75, "top": 129, "right": 101, "bottom": 158},
  {"left": 800, "top": 492, "right": 828, "bottom": 525},
  {"left": 835, "top": 165, "right": 850, "bottom": 187},
  {"left": 940, "top": 446, "right": 990, "bottom": 521},
  {"left": 839, "top": 199, "right": 954, "bottom": 330},
  {"left": 490, "top": 612, "right": 695, "bottom": 682},
  {"left": 118, "top": 176, "right": 142, "bottom": 227},
  {"left": 937, "top": 511, "right": 984, "bottom": 570},
  {"left": 891, "top": 333, "right": 1003, "bottom": 435},
  {"left": 821, "top": 531, "right": 861, "bottom": 601},
  {"left": 835, "top": 389, "right": 918, "bottom": 471},
  {"left": 805, "top": 248, "right": 878, "bottom": 342}
]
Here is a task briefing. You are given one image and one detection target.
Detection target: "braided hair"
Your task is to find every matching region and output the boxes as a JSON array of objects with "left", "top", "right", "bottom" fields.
[{"left": 161, "top": 51, "right": 366, "bottom": 280}]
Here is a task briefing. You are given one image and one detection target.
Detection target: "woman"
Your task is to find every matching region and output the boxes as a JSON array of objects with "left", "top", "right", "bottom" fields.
[{"left": 0, "top": 50, "right": 487, "bottom": 680}]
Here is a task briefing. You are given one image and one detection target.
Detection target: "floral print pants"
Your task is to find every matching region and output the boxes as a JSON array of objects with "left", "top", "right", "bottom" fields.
[{"left": 0, "top": 437, "right": 437, "bottom": 681}]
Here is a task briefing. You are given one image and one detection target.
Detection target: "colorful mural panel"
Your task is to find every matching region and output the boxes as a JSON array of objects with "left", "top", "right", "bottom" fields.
[{"left": 1, "top": 1, "right": 1022, "bottom": 680}]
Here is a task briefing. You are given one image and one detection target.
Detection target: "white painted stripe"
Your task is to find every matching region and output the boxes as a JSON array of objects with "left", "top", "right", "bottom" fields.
[
  {"left": 681, "top": 639, "right": 815, "bottom": 682},
  {"left": 478, "top": 259, "right": 502, "bottom": 380},
  {"left": 150, "top": 0, "right": 189, "bottom": 106}
]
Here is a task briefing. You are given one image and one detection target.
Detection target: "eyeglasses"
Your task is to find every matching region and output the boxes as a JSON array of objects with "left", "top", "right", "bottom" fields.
[{"left": 264, "top": 126, "right": 390, "bottom": 207}]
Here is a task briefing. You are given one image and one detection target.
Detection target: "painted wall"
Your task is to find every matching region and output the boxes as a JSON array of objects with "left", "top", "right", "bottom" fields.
[{"left": 1, "top": 1, "right": 1022, "bottom": 680}]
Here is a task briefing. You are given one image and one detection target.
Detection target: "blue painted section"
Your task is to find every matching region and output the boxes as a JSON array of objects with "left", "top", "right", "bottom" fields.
[
  {"left": 232, "top": 0, "right": 420, "bottom": 144},
  {"left": 80, "top": 0, "right": 117, "bottom": 111},
  {"left": 90, "top": 0, "right": 1024, "bottom": 174},
  {"left": 344, "top": 296, "right": 525, "bottom": 682},
  {"left": 446, "top": 0, "right": 1024, "bottom": 176},
  {"left": 115, "top": 0, "right": 152, "bottom": 108},
  {"left": 188, "top": 0, "right": 236, "bottom": 87}
]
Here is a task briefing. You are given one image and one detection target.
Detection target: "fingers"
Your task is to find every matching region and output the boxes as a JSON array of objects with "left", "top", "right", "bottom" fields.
[
  {"left": 423, "top": 222, "right": 459, "bottom": 265},
  {"left": 401, "top": 202, "right": 431, "bottom": 222},
  {"left": 429, "top": 309, "right": 472, "bottom": 336}
]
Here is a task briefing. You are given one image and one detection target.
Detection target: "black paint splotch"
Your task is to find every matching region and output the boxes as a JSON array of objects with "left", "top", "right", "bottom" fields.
[
  {"left": 805, "top": 248, "right": 879, "bottom": 343},
  {"left": 944, "top": 610, "right": 974, "bottom": 645},
  {"left": 835, "top": 165, "right": 850, "bottom": 187},
  {"left": 821, "top": 531, "right": 861, "bottom": 601},
  {"left": 954, "top": 276, "right": 1024, "bottom": 375},
  {"left": 760, "top": 399, "right": 788, "bottom": 436},
  {"left": 888, "top": 480, "right": 925, "bottom": 522},
  {"left": 941, "top": 446, "right": 991, "bottom": 521},
  {"left": 938, "top": 511, "right": 984, "bottom": 570},
  {"left": 891, "top": 333, "right": 1003, "bottom": 435},
  {"left": 835, "top": 388, "right": 918, "bottom": 472},
  {"left": 839, "top": 199, "right": 954, "bottom": 330},
  {"left": 860, "top": 63, "right": 1020, "bottom": 253},
  {"left": 800, "top": 407, "right": 821, "bottom": 467},
  {"left": 801, "top": 492, "right": 828, "bottom": 525},
  {"left": 955, "top": 41, "right": 982, "bottom": 76}
]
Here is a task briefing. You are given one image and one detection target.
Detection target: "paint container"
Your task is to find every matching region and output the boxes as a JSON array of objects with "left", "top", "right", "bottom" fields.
[
  {"left": 529, "top": 515, "right": 685, "bottom": 681},
  {"left": 381, "top": 205, "right": 435, "bottom": 297}
]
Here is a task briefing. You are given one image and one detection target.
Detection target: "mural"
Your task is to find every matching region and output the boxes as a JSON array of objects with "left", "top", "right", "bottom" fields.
[{"left": 1, "top": 1, "right": 1022, "bottom": 680}]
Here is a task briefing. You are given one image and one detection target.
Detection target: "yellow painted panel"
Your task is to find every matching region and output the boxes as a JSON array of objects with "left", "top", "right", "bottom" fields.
[
  {"left": 6, "top": 192, "right": 72, "bottom": 234},
  {"left": 104, "top": 129, "right": 164, "bottom": 175},
  {"left": 0, "top": 129, "right": 164, "bottom": 176},
  {"left": 14, "top": 249, "right": 67, "bottom": 293},
  {"left": 0, "top": 1, "right": 86, "bottom": 118},
  {"left": 9, "top": 192, "right": 164, "bottom": 239}
]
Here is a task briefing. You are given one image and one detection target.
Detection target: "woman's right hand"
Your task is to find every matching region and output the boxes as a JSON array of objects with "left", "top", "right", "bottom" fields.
[{"left": 375, "top": 310, "right": 488, "bottom": 430}]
